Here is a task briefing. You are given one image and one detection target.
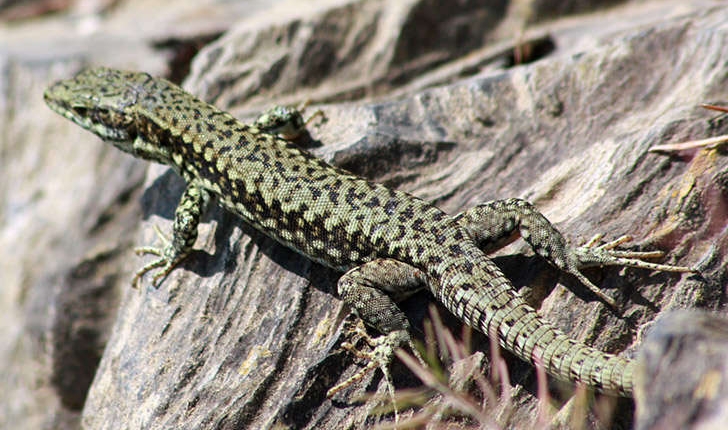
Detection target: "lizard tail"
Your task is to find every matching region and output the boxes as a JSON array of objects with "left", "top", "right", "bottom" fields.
[{"left": 430, "top": 243, "right": 635, "bottom": 397}]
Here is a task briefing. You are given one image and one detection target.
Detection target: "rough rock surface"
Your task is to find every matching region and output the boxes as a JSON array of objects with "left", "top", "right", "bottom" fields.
[
  {"left": 1, "top": 0, "right": 727, "bottom": 429},
  {"left": 635, "top": 310, "right": 728, "bottom": 430}
]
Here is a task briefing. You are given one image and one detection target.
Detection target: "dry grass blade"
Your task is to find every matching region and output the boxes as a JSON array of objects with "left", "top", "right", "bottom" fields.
[
  {"left": 649, "top": 103, "right": 728, "bottom": 152},
  {"left": 649, "top": 134, "right": 728, "bottom": 152},
  {"left": 375, "top": 306, "right": 616, "bottom": 429}
]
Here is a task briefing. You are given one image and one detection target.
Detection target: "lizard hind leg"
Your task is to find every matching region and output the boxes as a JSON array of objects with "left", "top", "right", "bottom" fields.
[
  {"left": 455, "top": 198, "right": 696, "bottom": 308},
  {"left": 328, "top": 259, "right": 427, "bottom": 419}
]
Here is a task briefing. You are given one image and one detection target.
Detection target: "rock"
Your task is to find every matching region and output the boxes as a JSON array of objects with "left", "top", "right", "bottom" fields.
[
  {"left": 1, "top": 0, "right": 726, "bottom": 429},
  {"left": 635, "top": 310, "right": 728, "bottom": 430}
]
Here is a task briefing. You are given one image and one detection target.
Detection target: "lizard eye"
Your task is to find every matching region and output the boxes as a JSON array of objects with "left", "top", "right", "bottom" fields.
[{"left": 72, "top": 106, "right": 89, "bottom": 118}]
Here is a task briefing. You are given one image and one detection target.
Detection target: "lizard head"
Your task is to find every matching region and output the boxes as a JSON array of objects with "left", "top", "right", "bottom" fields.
[{"left": 44, "top": 67, "right": 150, "bottom": 152}]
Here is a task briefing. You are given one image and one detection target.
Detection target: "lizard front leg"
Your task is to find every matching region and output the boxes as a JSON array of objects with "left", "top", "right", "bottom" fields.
[
  {"left": 328, "top": 258, "right": 427, "bottom": 412},
  {"left": 454, "top": 198, "right": 695, "bottom": 307},
  {"left": 132, "top": 182, "right": 211, "bottom": 288},
  {"left": 254, "top": 102, "right": 324, "bottom": 140}
]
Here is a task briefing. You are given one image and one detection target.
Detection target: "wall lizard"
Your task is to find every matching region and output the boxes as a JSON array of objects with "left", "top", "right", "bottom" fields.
[{"left": 44, "top": 67, "right": 694, "bottom": 400}]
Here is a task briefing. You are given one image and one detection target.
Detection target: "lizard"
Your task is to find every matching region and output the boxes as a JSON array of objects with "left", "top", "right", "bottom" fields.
[{"left": 44, "top": 67, "right": 695, "bottom": 401}]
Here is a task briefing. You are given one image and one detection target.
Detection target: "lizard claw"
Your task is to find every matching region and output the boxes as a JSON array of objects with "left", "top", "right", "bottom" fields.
[
  {"left": 327, "top": 324, "right": 412, "bottom": 422},
  {"left": 130, "top": 224, "right": 183, "bottom": 288},
  {"left": 564, "top": 234, "right": 697, "bottom": 308},
  {"left": 254, "top": 101, "right": 325, "bottom": 140},
  {"left": 131, "top": 248, "right": 175, "bottom": 288},
  {"left": 574, "top": 234, "right": 696, "bottom": 273}
]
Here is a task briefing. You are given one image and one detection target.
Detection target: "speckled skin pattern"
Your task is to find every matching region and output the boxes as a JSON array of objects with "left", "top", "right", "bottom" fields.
[{"left": 43, "top": 67, "right": 694, "bottom": 397}]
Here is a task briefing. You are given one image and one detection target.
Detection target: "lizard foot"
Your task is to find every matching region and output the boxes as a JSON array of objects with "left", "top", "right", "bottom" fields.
[
  {"left": 254, "top": 101, "right": 325, "bottom": 140},
  {"left": 131, "top": 225, "right": 184, "bottom": 288},
  {"left": 565, "top": 234, "right": 697, "bottom": 308},
  {"left": 327, "top": 323, "right": 415, "bottom": 422}
]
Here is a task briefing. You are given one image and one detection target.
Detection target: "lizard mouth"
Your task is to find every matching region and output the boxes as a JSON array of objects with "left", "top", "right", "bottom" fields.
[{"left": 44, "top": 88, "right": 132, "bottom": 142}]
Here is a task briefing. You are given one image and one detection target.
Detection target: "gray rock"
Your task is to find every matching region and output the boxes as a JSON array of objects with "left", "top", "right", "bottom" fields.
[
  {"left": 635, "top": 310, "right": 728, "bottom": 430},
  {"left": 1, "top": 0, "right": 726, "bottom": 429}
]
